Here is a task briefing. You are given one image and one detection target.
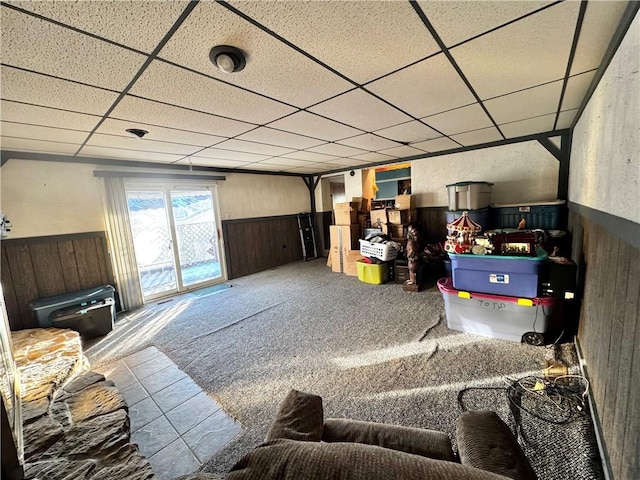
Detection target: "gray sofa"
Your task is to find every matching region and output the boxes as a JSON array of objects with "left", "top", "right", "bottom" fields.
[{"left": 226, "top": 389, "right": 537, "bottom": 479}]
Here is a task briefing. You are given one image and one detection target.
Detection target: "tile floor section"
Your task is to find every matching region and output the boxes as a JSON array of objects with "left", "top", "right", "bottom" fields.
[{"left": 94, "top": 347, "right": 242, "bottom": 480}]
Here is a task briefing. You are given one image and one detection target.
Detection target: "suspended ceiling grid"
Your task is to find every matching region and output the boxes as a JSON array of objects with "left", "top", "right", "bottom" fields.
[{"left": 0, "top": 0, "right": 633, "bottom": 175}]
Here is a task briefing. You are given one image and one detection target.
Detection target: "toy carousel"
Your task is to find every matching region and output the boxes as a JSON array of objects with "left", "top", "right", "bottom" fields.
[{"left": 444, "top": 211, "right": 482, "bottom": 254}]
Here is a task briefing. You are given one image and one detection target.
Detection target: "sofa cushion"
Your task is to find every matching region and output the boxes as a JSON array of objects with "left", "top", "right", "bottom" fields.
[
  {"left": 265, "top": 389, "right": 324, "bottom": 442},
  {"left": 456, "top": 410, "right": 537, "bottom": 480},
  {"left": 227, "top": 439, "right": 510, "bottom": 480},
  {"left": 323, "top": 418, "right": 456, "bottom": 462}
]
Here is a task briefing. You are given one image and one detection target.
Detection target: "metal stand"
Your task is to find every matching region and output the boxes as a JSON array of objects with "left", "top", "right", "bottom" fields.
[{"left": 297, "top": 213, "right": 317, "bottom": 261}]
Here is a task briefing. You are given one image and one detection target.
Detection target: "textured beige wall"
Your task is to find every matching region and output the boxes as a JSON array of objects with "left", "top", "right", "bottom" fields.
[
  {"left": 0, "top": 160, "right": 310, "bottom": 239},
  {"left": 410, "top": 141, "right": 559, "bottom": 207},
  {"left": 570, "top": 14, "right": 639, "bottom": 223}
]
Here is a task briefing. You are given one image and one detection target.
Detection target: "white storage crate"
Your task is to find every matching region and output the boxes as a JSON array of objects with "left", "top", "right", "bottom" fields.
[
  {"left": 446, "top": 181, "right": 493, "bottom": 210},
  {"left": 359, "top": 239, "right": 398, "bottom": 261}
]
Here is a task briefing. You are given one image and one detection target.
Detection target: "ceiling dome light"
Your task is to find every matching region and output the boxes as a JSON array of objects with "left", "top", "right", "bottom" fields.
[
  {"left": 209, "top": 45, "right": 246, "bottom": 73},
  {"left": 126, "top": 128, "right": 149, "bottom": 139}
]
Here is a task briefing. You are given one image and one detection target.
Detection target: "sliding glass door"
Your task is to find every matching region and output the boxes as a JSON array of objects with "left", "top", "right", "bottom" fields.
[{"left": 126, "top": 183, "right": 224, "bottom": 300}]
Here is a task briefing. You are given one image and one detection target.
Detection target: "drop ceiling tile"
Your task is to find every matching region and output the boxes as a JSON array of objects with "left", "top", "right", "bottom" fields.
[
  {"left": 238, "top": 162, "right": 289, "bottom": 172},
  {"left": 0, "top": 136, "right": 80, "bottom": 154},
  {"left": 325, "top": 158, "right": 372, "bottom": 167},
  {"left": 0, "top": 101, "right": 101, "bottom": 131},
  {"left": 485, "top": 81, "right": 563, "bottom": 125},
  {"left": 297, "top": 163, "right": 337, "bottom": 173},
  {"left": 378, "top": 146, "right": 426, "bottom": 158},
  {"left": 307, "top": 143, "right": 367, "bottom": 157},
  {"left": 450, "top": 1, "right": 580, "bottom": 99},
  {"left": 367, "top": 53, "right": 477, "bottom": 118},
  {"left": 96, "top": 118, "right": 227, "bottom": 147},
  {"left": 337, "top": 134, "right": 401, "bottom": 151},
  {"left": 7, "top": 0, "right": 190, "bottom": 53},
  {"left": 422, "top": 103, "right": 495, "bottom": 136},
  {"left": 570, "top": 1, "right": 630, "bottom": 76},
  {"left": 450, "top": 127, "right": 503, "bottom": 146},
  {"left": 499, "top": 113, "right": 555, "bottom": 138},
  {"left": 110, "top": 96, "right": 254, "bottom": 138},
  {"left": 213, "top": 139, "right": 294, "bottom": 157},
  {"left": 194, "top": 147, "right": 270, "bottom": 163},
  {"left": 0, "top": 122, "right": 89, "bottom": 143},
  {"left": 411, "top": 136, "right": 460, "bottom": 152},
  {"left": 556, "top": 109, "right": 578, "bottom": 130},
  {"left": 561, "top": 71, "right": 597, "bottom": 111},
  {"left": 180, "top": 157, "right": 250, "bottom": 169},
  {"left": 237, "top": 127, "right": 324, "bottom": 150},
  {"left": 86, "top": 133, "right": 202, "bottom": 155},
  {"left": 374, "top": 121, "right": 440, "bottom": 144},
  {"left": 281, "top": 151, "right": 338, "bottom": 162},
  {"left": 230, "top": 1, "right": 441, "bottom": 84},
  {"left": 349, "top": 152, "right": 396, "bottom": 163},
  {"left": 1, "top": 66, "right": 119, "bottom": 115},
  {"left": 158, "top": 2, "right": 352, "bottom": 108},
  {"left": 257, "top": 158, "right": 315, "bottom": 167},
  {"left": 267, "top": 112, "right": 363, "bottom": 142},
  {"left": 130, "top": 61, "right": 296, "bottom": 125},
  {"left": 418, "top": 1, "right": 553, "bottom": 47},
  {"left": 1, "top": 8, "right": 146, "bottom": 90},
  {"left": 77, "top": 145, "right": 183, "bottom": 163},
  {"left": 308, "top": 89, "right": 413, "bottom": 132}
]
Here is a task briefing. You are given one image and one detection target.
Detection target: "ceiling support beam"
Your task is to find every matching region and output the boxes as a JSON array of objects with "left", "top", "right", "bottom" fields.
[
  {"left": 538, "top": 131, "right": 572, "bottom": 201},
  {"left": 302, "top": 175, "right": 320, "bottom": 258}
]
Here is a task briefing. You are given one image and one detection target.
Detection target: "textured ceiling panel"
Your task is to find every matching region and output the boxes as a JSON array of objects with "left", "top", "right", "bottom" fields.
[
  {"left": 77, "top": 145, "right": 182, "bottom": 163},
  {"left": 0, "top": 67, "right": 119, "bottom": 115},
  {"left": 0, "top": 101, "right": 101, "bottom": 131},
  {"left": 96, "top": 118, "right": 226, "bottom": 147},
  {"left": 6, "top": 0, "right": 189, "bottom": 53},
  {"left": 325, "top": 157, "right": 371, "bottom": 167},
  {"left": 412, "top": 136, "right": 461, "bottom": 153},
  {"left": 280, "top": 151, "right": 338, "bottom": 162},
  {"left": 367, "top": 53, "right": 476, "bottom": 119},
  {"left": 193, "top": 147, "right": 270, "bottom": 163},
  {"left": 450, "top": 1, "right": 580, "bottom": 99},
  {"left": 307, "top": 143, "right": 368, "bottom": 157},
  {"left": 379, "top": 145, "right": 426, "bottom": 159},
  {"left": 237, "top": 127, "right": 324, "bottom": 149},
  {"left": 0, "top": 136, "right": 81, "bottom": 154},
  {"left": 561, "top": 71, "right": 597, "bottom": 111},
  {"left": 418, "top": 1, "right": 553, "bottom": 47},
  {"left": 499, "top": 113, "right": 555, "bottom": 139},
  {"left": 308, "top": 89, "right": 413, "bottom": 132},
  {"left": 267, "top": 111, "right": 362, "bottom": 142},
  {"left": 184, "top": 157, "right": 251, "bottom": 168},
  {"left": 484, "top": 81, "right": 563, "bottom": 125},
  {"left": 556, "top": 109, "right": 578, "bottom": 129},
  {"left": 570, "top": 1, "right": 630, "bottom": 76},
  {"left": 231, "top": 0, "right": 440, "bottom": 84},
  {"left": 1, "top": 8, "right": 146, "bottom": 90},
  {"left": 374, "top": 121, "right": 440, "bottom": 144},
  {"left": 337, "top": 134, "right": 401, "bottom": 152},
  {"left": 257, "top": 157, "right": 315, "bottom": 167},
  {"left": 86, "top": 133, "right": 202, "bottom": 155},
  {"left": 158, "top": 2, "right": 352, "bottom": 108},
  {"left": 349, "top": 152, "right": 396, "bottom": 163},
  {"left": 213, "top": 139, "right": 295, "bottom": 157},
  {"left": 451, "top": 126, "right": 503, "bottom": 146},
  {"left": 129, "top": 61, "right": 296, "bottom": 125},
  {"left": 0, "top": 122, "right": 89, "bottom": 143},
  {"left": 109, "top": 96, "right": 254, "bottom": 138},
  {"left": 422, "top": 103, "right": 495, "bottom": 136}
]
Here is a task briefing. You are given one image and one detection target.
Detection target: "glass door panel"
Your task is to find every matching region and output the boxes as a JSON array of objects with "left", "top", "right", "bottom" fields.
[
  {"left": 127, "top": 190, "right": 177, "bottom": 298},
  {"left": 170, "top": 190, "right": 222, "bottom": 286}
]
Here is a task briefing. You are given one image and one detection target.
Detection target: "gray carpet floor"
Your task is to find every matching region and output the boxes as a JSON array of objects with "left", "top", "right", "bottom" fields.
[{"left": 86, "top": 259, "right": 603, "bottom": 479}]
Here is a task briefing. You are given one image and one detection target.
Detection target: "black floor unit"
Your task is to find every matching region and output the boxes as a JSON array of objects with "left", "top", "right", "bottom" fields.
[{"left": 297, "top": 213, "right": 318, "bottom": 261}]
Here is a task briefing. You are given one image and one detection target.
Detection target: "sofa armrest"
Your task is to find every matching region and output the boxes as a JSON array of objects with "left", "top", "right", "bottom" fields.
[
  {"left": 265, "top": 389, "right": 324, "bottom": 442},
  {"left": 456, "top": 411, "right": 537, "bottom": 480},
  {"left": 322, "top": 418, "right": 456, "bottom": 462}
]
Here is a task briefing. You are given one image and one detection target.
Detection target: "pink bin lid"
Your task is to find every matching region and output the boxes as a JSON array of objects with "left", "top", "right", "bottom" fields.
[{"left": 436, "top": 277, "right": 557, "bottom": 306}]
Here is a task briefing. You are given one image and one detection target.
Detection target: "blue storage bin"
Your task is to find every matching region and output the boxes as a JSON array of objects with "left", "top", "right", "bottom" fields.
[
  {"left": 446, "top": 208, "right": 491, "bottom": 232},
  {"left": 491, "top": 200, "right": 565, "bottom": 230},
  {"left": 449, "top": 248, "right": 548, "bottom": 298}
]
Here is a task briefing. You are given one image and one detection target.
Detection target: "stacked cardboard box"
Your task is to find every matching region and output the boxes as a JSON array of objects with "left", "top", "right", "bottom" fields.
[
  {"left": 329, "top": 199, "right": 369, "bottom": 275},
  {"left": 388, "top": 194, "right": 416, "bottom": 243}
]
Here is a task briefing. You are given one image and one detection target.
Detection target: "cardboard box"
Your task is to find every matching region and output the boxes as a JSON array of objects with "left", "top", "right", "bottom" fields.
[
  {"left": 344, "top": 250, "right": 365, "bottom": 276},
  {"left": 329, "top": 225, "right": 360, "bottom": 273},
  {"left": 334, "top": 202, "right": 357, "bottom": 225},
  {"left": 395, "top": 194, "right": 415, "bottom": 210},
  {"left": 370, "top": 209, "right": 387, "bottom": 228},
  {"left": 359, "top": 198, "right": 370, "bottom": 213},
  {"left": 388, "top": 209, "right": 415, "bottom": 225},
  {"left": 389, "top": 223, "right": 409, "bottom": 238}
]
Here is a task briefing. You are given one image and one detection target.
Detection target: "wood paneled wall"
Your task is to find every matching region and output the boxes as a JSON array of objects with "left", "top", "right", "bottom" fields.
[
  {"left": 222, "top": 215, "right": 303, "bottom": 279},
  {"left": 415, "top": 207, "right": 448, "bottom": 243},
  {"left": 569, "top": 209, "right": 639, "bottom": 479},
  {"left": 1, "top": 232, "right": 115, "bottom": 331}
]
